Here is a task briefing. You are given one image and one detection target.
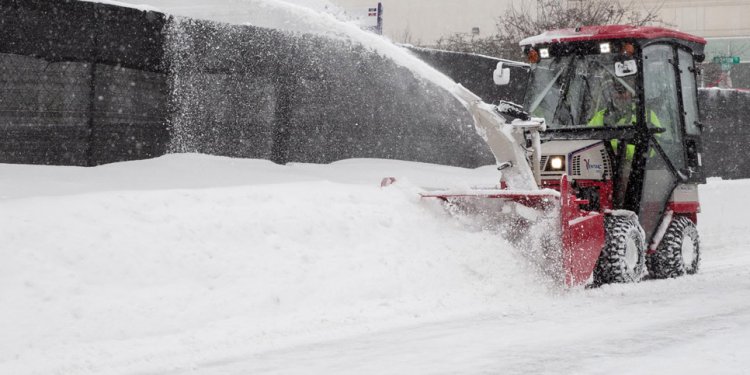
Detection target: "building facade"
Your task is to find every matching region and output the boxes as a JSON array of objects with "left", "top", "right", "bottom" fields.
[{"left": 646, "top": 0, "right": 750, "bottom": 62}]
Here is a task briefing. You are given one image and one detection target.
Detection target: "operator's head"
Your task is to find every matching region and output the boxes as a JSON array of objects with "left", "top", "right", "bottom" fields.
[{"left": 611, "top": 81, "right": 633, "bottom": 110}]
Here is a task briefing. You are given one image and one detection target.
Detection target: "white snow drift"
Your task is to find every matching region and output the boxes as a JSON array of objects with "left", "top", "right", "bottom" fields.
[{"left": 1, "top": 155, "right": 749, "bottom": 374}]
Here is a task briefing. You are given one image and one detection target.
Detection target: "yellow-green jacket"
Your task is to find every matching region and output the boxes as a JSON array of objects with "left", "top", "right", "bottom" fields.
[{"left": 588, "top": 108, "right": 662, "bottom": 160}]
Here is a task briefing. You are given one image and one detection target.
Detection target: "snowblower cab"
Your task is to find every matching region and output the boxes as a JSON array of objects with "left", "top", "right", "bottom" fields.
[
  {"left": 519, "top": 26, "right": 706, "bottom": 282},
  {"left": 409, "top": 26, "right": 707, "bottom": 287},
  {"left": 521, "top": 26, "right": 706, "bottom": 221}
]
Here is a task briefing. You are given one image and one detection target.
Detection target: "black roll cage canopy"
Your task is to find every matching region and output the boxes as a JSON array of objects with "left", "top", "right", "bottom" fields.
[{"left": 520, "top": 35, "right": 705, "bottom": 213}]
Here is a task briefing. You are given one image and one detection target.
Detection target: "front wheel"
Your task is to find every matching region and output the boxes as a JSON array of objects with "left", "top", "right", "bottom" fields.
[
  {"left": 647, "top": 215, "right": 700, "bottom": 279},
  {"left": 594, "top": 215, "right": 646, "bottom": 285}
]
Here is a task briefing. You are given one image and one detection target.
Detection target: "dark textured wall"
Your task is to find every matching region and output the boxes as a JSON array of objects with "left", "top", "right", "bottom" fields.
[
  {"left": 0, "top": 0, "right": 166, "bottom": 70},
  {"left": 164, "top": 19, "right": 491, "bottom": 166},
  {"left": 0, "top": 0, "right": 492, "bottom": 168},
  {"left": 0, "top": 0, "right": 168, "bottom": 166},
  {"left": 0, "top": 54, "right": 89, "bottom": 165},
  {"left": 699, "top": 88, "right": 750, "bottom": 179},
  {"left": 2, "top": 1, "right": 745, "bottom": 178},
  {"left": 406, "top": 46, "right": 529, "bottom": 105}
]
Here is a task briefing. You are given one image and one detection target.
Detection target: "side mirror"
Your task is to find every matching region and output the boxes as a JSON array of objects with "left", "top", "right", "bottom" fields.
[
  {"left": 493, "top": 62, "right": 511, "bottom": 85},
  {"left": 615, "top": 60, "right": 637, "bottom": 77}
]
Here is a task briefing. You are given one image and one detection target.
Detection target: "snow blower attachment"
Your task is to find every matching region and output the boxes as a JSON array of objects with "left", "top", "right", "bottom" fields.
[
  {"left": 392, "top": 26, "right": 707, "bottom": 287},
  {"left": 422, "top": 84, "right": 606, "bottom": 286}
]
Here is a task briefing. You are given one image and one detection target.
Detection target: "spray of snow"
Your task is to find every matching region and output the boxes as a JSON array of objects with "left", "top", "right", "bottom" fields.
[
  {"left": 117, "top": 0, "right": 457, "bottom": 91},
  {"left": 249, "top": 0, "right": 456, "bottom": 90},
  {"left": 78, "top": 0, "right": 161, "bottom": 12}
]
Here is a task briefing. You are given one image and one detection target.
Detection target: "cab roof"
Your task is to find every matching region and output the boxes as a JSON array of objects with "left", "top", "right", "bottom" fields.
[{"left": 520, "top": 25, "right": 707, "bottom": 47}]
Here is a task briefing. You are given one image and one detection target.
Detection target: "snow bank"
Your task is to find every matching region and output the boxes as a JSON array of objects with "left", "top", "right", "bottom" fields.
[
  {"left": 1, "top": 155, "right": 749, "bottom": 374},
  {"left": 0, "top": 155, "right": 549, "bottom": 375}
]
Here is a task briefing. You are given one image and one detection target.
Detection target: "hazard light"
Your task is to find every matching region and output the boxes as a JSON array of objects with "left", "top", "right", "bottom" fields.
[{"left": 527, "top": 48, "right": 540, "bottom": 64}]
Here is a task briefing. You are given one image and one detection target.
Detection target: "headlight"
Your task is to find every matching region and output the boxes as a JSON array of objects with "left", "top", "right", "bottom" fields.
[{"left": 546, "top": 155, "right": 566, "bottom": 171}]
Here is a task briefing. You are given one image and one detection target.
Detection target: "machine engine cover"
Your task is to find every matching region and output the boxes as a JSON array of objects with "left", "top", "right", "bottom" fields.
[{"left": 540, "top": 140, "right": 611, "bottom": 181}]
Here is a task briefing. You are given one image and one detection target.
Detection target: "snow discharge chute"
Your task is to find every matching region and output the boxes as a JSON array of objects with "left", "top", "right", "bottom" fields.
[{"left": 450, "top": 84, "right": 541, "bottom": 191}]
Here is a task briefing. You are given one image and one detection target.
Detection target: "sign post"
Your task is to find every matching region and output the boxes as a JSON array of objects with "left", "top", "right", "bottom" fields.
[
  {"left": 713, "top": 56, "right": 741, "bottom": 71},
  {"left": 376, "top": 2, "right": 383, "bottom": 35},
  {"left": 351, "top": 3, "right": 383, "bottom": 35}
]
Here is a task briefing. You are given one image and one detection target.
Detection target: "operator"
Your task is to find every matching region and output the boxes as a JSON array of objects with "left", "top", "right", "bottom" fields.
[{"left": 587, "top": 79, "right": 662, "bottom": 160}]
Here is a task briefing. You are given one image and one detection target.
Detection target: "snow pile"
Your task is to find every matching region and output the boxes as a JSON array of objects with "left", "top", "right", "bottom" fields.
[
  {"left": 0, "top": 155, "right": 549, "bottom": 375},
  {"left": 1, "top": 155, "right": 749, "bottom": 374}
]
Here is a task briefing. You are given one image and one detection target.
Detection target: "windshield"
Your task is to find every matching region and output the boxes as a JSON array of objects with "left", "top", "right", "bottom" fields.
[{"left": 524, "top": 54, "right": 638, "bottom": 129}]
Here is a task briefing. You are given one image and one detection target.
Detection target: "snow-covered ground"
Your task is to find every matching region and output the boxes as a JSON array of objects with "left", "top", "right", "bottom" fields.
[
  {"left": 1, "top": 154, "right": 749, "bottom": 374},
  {"left": 5, "top": 1, "right": 748, "bottom": 373}
]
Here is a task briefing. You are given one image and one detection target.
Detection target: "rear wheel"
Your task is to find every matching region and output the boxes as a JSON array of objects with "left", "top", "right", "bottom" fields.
[
  {"left": 594, "top": 215, "right": 646, "bottom": 284},
  {"left": 647, "top": 215, "right": 700, "bottom": 279}
]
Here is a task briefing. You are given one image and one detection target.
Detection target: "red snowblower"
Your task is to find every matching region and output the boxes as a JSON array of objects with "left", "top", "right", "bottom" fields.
[{"left": 390, "top": 26, "right": 707, "bottom": 287}]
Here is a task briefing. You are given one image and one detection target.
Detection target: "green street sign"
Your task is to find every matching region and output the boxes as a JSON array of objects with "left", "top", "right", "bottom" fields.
[{"left": 713, "top": 56, "right": 741, "bottom": 64}]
